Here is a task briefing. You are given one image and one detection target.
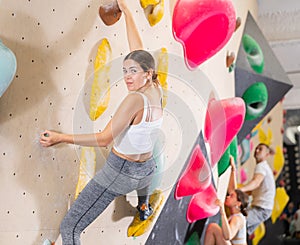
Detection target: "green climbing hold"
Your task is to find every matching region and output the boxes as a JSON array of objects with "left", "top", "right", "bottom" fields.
[
  {"left": 242, "top": 34, "right": 264, "bottom": 74},
  {"left": 242, "top": 82, "right": 268, "bottom": 120},
  {"left": 218, "top": 137, "right": 238, "bottom": 176},
  {"left": 185, "top": 231, "right": 200, "bottom": 245}
]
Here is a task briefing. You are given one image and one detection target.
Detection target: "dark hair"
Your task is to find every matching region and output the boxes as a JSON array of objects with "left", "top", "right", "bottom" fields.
[
  {"left": 235, "top": 189, "right": 249, "bottom": 217},
  {"left": 124, "top": 50, "right": 159, "bottom": 85},
  {"left": 257, "top": 143, "right": 275, "bottom": 155}
]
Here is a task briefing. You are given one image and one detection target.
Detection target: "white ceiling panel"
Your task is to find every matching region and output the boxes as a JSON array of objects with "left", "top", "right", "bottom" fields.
[
  {"left": 283, "top": 88, "right": 300, "bottom": 109},
  {"left": 269, "top": 40, "right": 300, "bottom": 73},
  {"left": 258, "top": 0, "right": 300, "bottom": 13},
  {"left": 288, "top": 73, "right": 300, "bottom": 88},
  {"left": 257, "top": 0, "right": 300, "bottom": 109}
]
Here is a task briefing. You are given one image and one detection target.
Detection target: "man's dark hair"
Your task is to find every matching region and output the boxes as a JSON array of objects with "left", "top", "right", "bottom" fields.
[{"left": 257, "top": 143, "right": 274, "bottom": 155}]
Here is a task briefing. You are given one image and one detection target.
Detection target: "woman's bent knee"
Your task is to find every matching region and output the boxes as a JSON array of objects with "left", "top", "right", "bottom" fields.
[{"left": 207, "top": 223, "right": 220, "bottom": 232}]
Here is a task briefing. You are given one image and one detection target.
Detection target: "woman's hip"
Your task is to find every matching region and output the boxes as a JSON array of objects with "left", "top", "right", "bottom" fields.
[{"left": 92, "top": 150, "right": 156, "bottom": 193}]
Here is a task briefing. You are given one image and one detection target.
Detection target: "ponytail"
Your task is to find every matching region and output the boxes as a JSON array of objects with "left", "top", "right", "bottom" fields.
[
  {"left": 152, "top": 72, "right": 159, "bottom": 86},
  {"left": 235, "top": 189, "right": 249, "bottom": 217},
  {"left": 241, "top": 207, "right": 248, "bottom": 217}
]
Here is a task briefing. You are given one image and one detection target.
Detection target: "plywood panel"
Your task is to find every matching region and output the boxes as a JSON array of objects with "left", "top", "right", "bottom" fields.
[{"left": 0, "top": 0, "right": 256, "bottom": 244}]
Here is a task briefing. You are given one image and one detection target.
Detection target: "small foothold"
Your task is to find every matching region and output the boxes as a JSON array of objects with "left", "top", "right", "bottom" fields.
[
  {"left": 226, "top": 52, "right": 235, "bottom": 68},
  {"left": 235, "top": 17, "right": 241, "bottom": 32},
  {"left": 267, "top": 116, "right": 272, "bottom": 123},
  {"left": 44, "top": 133, "right": 49, "bottom": 137}
]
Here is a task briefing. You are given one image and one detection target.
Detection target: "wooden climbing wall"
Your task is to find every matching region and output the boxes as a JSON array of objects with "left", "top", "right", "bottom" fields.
[{"left": 0, "top": 0, "right": 259, "bottom": 244}]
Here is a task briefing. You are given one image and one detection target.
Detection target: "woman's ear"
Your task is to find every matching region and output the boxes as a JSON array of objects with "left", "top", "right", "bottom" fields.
[{"left": 147, "top": 69, "right": 154, "bottom": 79}]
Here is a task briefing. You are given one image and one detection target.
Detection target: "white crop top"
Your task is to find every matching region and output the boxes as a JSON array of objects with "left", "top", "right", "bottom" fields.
[
  {"left": 113, "top": 92, "right": 163, "bottom": 155},
  {"left": 229, "top": 213, "right": 247, "bottom": 245}
]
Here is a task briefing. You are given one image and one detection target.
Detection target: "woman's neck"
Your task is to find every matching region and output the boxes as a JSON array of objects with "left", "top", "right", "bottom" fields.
[
  {"left": 230, "top": 206, "right": 240, "bottom": 215},
  {"left": 137, "top": 81, "right": 153, "bottom": 93}
]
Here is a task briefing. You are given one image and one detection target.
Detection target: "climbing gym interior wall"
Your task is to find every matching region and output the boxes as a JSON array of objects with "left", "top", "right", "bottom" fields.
[
  {"left": 239, "top": 102, "right": 284, "bottom": 183},
  {"left": 0, "top": 0, "right": 258, "bottom": 244}
]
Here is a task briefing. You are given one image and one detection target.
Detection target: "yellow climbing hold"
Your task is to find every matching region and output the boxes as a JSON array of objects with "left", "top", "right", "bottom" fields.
[
  {"left": 271, "top": 187, "right": 289, "bottom": 224},
  {"left": 140, "top": 0, "right": 160, "bottom": 9},
  {"left": 273, "top": 146, "right": 284, "bottom": 180},
  {"left": 89, "top": 38, "right": 112, "bottom": 121},
  {"left": 253, "top": 222, "right": 265, "bottom": 245},
  {"left": 75, "top": 147, "right": 96, "bottom": 199},
  {"left": 140, "top": 0, "right": 164, "bottom": 26},
  {"left": 157, "top": 47, "right": 168, "bottom": 108},
  {"left": 127, "top": 189, "right": 164, "bottom": 237},
  {"left": 147, "top": 0, "right": 164, "bottom": 26},
  {"left": 258, "top": 127, "right": 272, "bottom": 147}
]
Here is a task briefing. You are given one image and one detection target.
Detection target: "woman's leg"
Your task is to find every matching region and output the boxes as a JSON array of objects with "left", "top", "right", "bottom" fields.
[
  {"left": 204, "top": 223, "right": 231, "bottom": 245},
  {"left": 137, "top": 184, "right": 151, "bottom": 207},
  {"left": 136, "top": 159, "right": 156, "bottom": 220},
  {"left": 60, "top": 179, "right": 119, "bottom": 245},
  {"left": 59, "top": 151, "right": 142, "bottom": 244},
  {"left": 136, "top": 184, "right": 152, "bottom": 221}
]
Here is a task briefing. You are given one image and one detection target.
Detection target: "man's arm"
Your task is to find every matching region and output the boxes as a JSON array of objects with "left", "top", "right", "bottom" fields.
[{"left": 239, "top": 173, "right": 264, "bottom": 193}]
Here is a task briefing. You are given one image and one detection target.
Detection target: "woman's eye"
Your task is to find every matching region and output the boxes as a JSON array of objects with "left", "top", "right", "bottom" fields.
[{"left": 122, "top": 69, "right": 138, "bottom": 75}]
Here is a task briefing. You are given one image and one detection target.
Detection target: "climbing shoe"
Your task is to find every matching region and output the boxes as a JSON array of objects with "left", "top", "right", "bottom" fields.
[{"left": 137, "top": 203, "right": 153, "bottom": 221}]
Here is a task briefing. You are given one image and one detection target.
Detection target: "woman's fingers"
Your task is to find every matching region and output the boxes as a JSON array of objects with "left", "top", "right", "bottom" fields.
[{"left": 40, "top": 130, "right": 56, "bottom": 147}]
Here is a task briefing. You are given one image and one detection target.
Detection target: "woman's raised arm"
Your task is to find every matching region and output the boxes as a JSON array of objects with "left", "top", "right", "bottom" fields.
[
  {"left": 228, "top": 156, "right": 237, "bottom": 194},
  {"left": 117, "top": 0, "right": 143, "bottom": 51}
]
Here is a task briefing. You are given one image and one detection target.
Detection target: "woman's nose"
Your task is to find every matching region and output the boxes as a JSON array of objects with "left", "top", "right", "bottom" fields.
[{"left": 124, "top": 73, "right": 131, "bottom": 79}]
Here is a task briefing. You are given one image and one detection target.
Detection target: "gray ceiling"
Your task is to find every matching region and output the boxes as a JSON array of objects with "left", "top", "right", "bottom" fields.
[{"left": 257, "top": 0, "right": 300, "bottom": 110}]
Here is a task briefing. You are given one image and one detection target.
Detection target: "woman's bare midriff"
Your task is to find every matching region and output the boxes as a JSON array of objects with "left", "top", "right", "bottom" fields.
[{"left": 112, "top": 147, "right": 152, "bottom": 163}]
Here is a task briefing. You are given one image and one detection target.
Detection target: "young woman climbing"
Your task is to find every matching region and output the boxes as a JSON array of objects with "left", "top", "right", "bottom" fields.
[
  {"left": 40, "top": 0, "right": 164, "bottom": 244},
  {"left": 204, "top": 156, "right": 249, "bottom": 245}
]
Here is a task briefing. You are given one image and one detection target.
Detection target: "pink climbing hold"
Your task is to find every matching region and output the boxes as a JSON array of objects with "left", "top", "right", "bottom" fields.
[
  {"left": 204, "top": 97, "right": 246, "bottom": 169},
  {"left": 240, "top": 168, "right": 248, "bottom": 183},
  {"left": 186, "top": 184, "right": 219, "bottom": 223},
  {"left": 172, "top": 0, "right": 236, "bottom": 69},
  {"left": 250, "top": 140, "right": 253, "bottom": 151},
  {"left": 175, "top": 144, "right": 211, "bottom": 200}
]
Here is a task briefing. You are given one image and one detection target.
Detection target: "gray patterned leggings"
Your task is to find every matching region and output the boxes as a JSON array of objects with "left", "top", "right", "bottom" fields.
[{"left": 60, "top": 150, "right": 156, "bottom": 245}]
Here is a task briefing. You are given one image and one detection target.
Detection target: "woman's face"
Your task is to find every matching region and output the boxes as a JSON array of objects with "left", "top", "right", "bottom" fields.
[
  {"left": 122, "top": 59, "right": 147, "bottom": 91},
  {"left": 225, "top": 191, "right": 239, "bottom": 208}
]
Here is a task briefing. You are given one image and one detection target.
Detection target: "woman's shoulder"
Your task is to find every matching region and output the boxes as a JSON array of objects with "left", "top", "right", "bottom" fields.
[
  {"left": 147, "top": 85, "right": 163, "bottom": 98},
  {"left": 121, "top": 92, "right": 144, "bottom": 107},
  {"left": 154, "top": 83, "right": 163, "bottom": 93},
  {"left": 115, "top": 93, "right": 145, "bottom": 116},
  {"left": 231, "top": 213, "right": 246, "bottom": 229},
  {"left": 231, "top": 213, "right": 245, "bottom": 222}
]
